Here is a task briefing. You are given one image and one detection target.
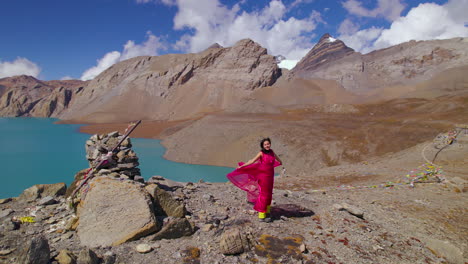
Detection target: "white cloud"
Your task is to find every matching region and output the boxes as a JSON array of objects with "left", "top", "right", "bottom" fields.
[
  {"left": 342, "top": 0, "right": 405, "bottom": 21},
  {"left": 0, "top": 57, "right": 41, "bottom": 78},
  {"left": 290, "top": 0, "right": 314, "bottom": 9},
  {"left": 80, "top": 32, "right": 165, "bottom": 81},
  {"left": 373, "top": 2, "right": 468, "bottom": 49},
  {"left": 278, "top": 59, "right": 299, "bottom": 70},
  {"left": 339, "top": 0, "right": 468, "bottom": 53},
  {"left": 81, "top": 51, "right": 121, "bottom": 81},
  {"left": 338, "top": 18, "right": 359, "bottom": 35},
  {"left": 60, "top": 76, "right": 75, "bottom": 80},
  {"left": 339, "top": 27, "right": 383, "bottom": 53},
  {"left": 167, "top": 0, "right": 322, "bottom": 60}
]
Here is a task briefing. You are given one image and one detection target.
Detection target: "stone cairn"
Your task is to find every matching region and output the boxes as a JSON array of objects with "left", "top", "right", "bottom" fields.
[{"left": 85, "top": 131, "right": 144, "bottom": 182}]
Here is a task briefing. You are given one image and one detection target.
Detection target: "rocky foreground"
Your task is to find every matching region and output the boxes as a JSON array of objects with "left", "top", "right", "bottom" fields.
[
  {"left": 0, "top": 131, "right": 467, "bottom": 264},
  {"left": 0, "top": 175, "right": 466, "bottom": 264}
]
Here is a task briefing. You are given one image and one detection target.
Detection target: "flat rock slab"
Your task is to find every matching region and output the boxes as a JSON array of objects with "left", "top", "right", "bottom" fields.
[{"left": 77, "top": 177, "right": 159, "bottom": 247}]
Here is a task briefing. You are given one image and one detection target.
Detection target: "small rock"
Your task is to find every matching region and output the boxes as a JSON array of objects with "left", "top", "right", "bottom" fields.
[
  {"left": 0, "top": 248, "right": 15, "bottom": 256},
  {"left": 134, "top": 176, "right": 145, "bottom": 183},
  {"left": 342, "top": 203, "right": 364, "bottom": 219},
  {"left": 18, "top": 235, "right": 50, "bottom": 264},
  {"left": 61, "top": 232, "right": 73, "bottom": 240},
  {"left": 38, "top": 196, "right": 58, "bottom": 206},
  {"left": 0, "top": 198, "right": 12, "bottom": 204},
  {"left": 136, "top": 244, "right": 152, "bottom": 253},
  {"left": 219, "top": 228, "right": 251, "bottom": 255},
  {"left": 77, "top": 248, "right": 99, "bottom": 264},
  {"left": 299, "top": 244, "right": 307, "bottom": 253},
  {"left": 0, "top": 209, "right": 14, "bottom": 219},
  {"left": 56, "top": 249, "right": 76, "bottom": 264},
  {"left": 102, "top": 251, "right": 116, "bottom": 264},
  {"left": 202, "top": 224, "right": 214, "bottom": 232},
  {"left": 372, "top": 245, "right": 384, "bottom": 251}
]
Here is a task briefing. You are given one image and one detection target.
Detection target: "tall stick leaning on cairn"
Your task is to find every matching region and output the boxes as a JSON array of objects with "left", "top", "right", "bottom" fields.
[{"left": 69, "top": 120, "right": 142, "bottom": 200}]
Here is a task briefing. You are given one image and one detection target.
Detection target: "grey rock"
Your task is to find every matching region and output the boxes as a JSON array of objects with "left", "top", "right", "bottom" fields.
[
  {"left": 77, "top": 177, "right": 159, "bottom": 247},
  {"left": 0, "top": 209, "right": 13, "bottom": 219},
  {"left": 38, "top": 196, "right": 58, "bottom": 206},
  {"left": 134, "top": 176, "right": 145, "bottom": 183},
  {"left": 151, "top": 218, "right": 194, "bottom": 240},
  {"left": 20, "top": 185, "right": 42, "bottom": 202},
  {"left": 1, "top": 219, "right": 20, "bottom": 231},
  {"left": 56, "top": 249, "right": 76, "bottom": 264},
  {"left": 18, "top": 235, "right": 50, "bottom": 264},
  {"left": 102, "top": 251, "right": 116, "bottom": 264},
  {"left": 145, "top": 184, "right": 187, "bottom": 218},
  {"left": 41, "top": 183, "right": 67, "bottom": 197},
  {"left": 77, "top": 248, "right": 99, "bottom": 264}
]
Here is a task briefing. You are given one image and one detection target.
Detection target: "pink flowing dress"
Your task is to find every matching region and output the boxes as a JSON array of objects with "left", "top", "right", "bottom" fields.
[{"left": 226, "top": 150, "right": 281, "bottom": 213}]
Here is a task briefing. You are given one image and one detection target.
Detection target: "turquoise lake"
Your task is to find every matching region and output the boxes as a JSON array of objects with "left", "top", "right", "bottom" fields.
[{"left": 0, "top": 118, "right": 233, "bottom": 199}]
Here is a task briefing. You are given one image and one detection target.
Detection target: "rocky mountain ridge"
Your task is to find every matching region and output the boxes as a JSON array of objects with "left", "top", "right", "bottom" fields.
[
  {"left": 292, "top": 35, "right": 468, "bottom": 94},
  {"left": 59, "top": 39, "right": 281, "bottom": 122}
]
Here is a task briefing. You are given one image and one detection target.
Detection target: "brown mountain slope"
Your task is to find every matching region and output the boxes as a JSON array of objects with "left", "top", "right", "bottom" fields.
[{"left": 59, "top": 39, "right": 281, "bottom": 123}]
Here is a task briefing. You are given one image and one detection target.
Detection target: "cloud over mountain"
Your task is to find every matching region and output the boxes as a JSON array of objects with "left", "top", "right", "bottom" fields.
[
  {"left": 167, "top": 0, "right": 321, "bottom": 61},
  {"left": 0, "top": 57, "right": 41, "bottom": 79},
  {"left": 80, "top": 32, "right": 166, "bottom": 81},
  {"left": 339, "top": 0, "right": 468, "bottom": 54}
]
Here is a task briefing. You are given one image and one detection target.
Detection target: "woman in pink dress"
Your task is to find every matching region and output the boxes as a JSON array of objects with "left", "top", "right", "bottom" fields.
[{"left": 227, "top": 138, "right": 283, "bottom": 222}]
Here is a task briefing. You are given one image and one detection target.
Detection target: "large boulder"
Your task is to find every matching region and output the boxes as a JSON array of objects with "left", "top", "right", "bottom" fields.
[
  {"left": 77, "top": 177, "right": 159, "bottom": 247},
  {"left": 145, "top": 184, "right": 186, "bottom": 218},
  {"left": 19, "top": 183, "right": 67, "bottom": 202},
  {"left": 18, "top": 236, "right": 50, "bottom": 264}
]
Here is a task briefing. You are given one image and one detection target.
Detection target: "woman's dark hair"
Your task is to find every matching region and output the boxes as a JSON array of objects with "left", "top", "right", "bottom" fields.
[{"left": 260, "top": 138, "right": 272, "bottom": 153}]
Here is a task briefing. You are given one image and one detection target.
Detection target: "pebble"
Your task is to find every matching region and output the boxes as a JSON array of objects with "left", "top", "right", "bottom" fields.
[
  {"left": 136, "top": 244, "right": 152, "bottom": 253},
  {"left": 0, "top": 248, "right": 15, "bottom": 256},
  {"left": 202, "top": 224, "right": 214, "bottom": 232},
  {"left": 300, "top": 244, "right": 307, "bottom": 253},
  {"left": 0, "top": 209, "right": 14, "bottom": 219}
]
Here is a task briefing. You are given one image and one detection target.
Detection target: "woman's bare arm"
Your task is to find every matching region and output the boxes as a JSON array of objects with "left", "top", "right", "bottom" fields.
[
  {"left": 238, "top": 152, "right": 262, "bottom": 169},
  {"left": 274, "top": 152, "right": 283, "bottom": 165}
]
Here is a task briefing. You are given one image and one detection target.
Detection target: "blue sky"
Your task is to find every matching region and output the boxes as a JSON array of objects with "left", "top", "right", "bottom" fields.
[{"left": 0, "top": 0, "right": 466, "bottom": 81}]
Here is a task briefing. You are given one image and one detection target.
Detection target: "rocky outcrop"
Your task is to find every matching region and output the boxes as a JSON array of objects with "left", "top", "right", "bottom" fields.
[
  {"left": 77, "top": 177, "right": 160, "bottom": 247},
  {"left": 60, "top": 39, "right": 281, "bottom": 122},
  {"left": 292, "top": 35, "right": 468, "bottom": 93},
  {"left": 19, "top": 183, "right": 67, "bottom": 202},
  {"left": 0, "top": 75, "right": 86, "bottom": 117}
]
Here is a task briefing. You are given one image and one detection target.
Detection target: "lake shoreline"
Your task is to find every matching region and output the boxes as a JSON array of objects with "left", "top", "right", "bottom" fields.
[{"left": 56, "top": 119, "right": 196, "bottom": 140}]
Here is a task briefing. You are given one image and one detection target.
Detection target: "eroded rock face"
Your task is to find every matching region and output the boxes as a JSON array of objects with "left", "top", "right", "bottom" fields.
[
  {"left": 0, "top": 75, "right": 85, "bottom": 117},
  {"left": 60, "top": 38, "right": 281, "bottom": 122},
  {"left": 77, "top": 177, "right": 159, "bottom": 247}
]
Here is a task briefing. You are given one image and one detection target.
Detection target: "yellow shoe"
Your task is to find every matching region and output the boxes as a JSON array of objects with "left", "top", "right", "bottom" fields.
[{"left": 258, "top": 212, "right": 272, "bottom": 223}]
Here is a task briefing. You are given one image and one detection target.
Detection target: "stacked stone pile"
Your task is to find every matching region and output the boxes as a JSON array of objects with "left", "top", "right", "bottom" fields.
[{"left": 85, "top": 131, "right": 141, "bottom": 181}]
